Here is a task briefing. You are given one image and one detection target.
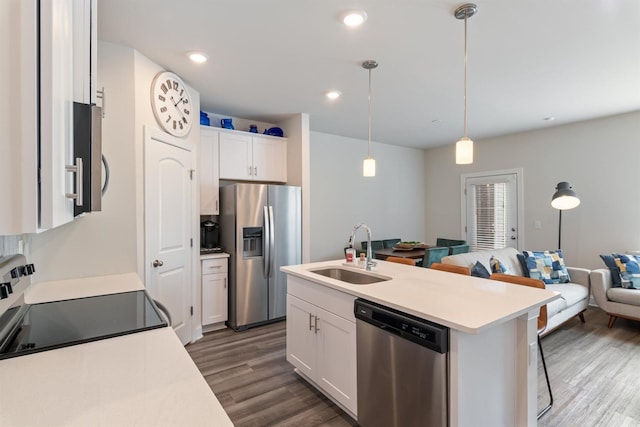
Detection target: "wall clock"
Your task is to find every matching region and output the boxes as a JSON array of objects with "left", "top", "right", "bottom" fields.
[{"left": 150, "top": 71, "right": 193, "bottom": 137}]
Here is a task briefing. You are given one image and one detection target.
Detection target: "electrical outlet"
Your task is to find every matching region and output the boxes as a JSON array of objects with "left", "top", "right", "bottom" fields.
[{"left": 534, "top": 220, "right": 542, "bottom": 230}]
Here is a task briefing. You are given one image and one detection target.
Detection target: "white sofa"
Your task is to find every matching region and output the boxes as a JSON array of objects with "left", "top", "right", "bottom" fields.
[
  {"left": 590, "top": 268, "right": 640, "bottom": 328},
  {"left": 442, "top": 247, "right": 591, "bottom": 335}
]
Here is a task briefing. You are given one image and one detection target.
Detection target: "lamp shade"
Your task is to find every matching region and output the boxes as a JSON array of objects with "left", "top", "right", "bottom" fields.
[
  {"left": 551, "top": 182, "right": 580, "bottom": 210},
  {"left": 455, "top": 137, "right": 473, "bottom": 164},
  {"left": 363, "top": 157, "right": 376, "bottom": 177}
]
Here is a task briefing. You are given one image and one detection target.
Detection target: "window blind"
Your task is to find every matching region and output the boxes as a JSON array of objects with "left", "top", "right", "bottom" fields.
[{"left": 469, "top": 182, "right": 508, "bottom": 251}]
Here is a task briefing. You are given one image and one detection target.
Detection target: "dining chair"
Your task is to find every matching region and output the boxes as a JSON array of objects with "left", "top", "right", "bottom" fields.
[
  {"left": 429, "top": 262, "right": 470, "bottom": 275},
  {"left": 435, "top": 238, "right": 466, "bottom": 248},
  {"left": 361, "top": 240, "right": 384, "bottom": 251},
  {"left": 448, "top": 243, "right": 470, "bottom": 255},
  {"left": 385, "top": 256, "right": 416, "bottom": 266},
  {"left": 383, "top": 238, "right": 401, "bottom": 248},
  {"left": 421, "top": 247, "right": 450, "bottom": 268},
  {"left": 489, "top": 273, "right": 553, "bottom": 419}
]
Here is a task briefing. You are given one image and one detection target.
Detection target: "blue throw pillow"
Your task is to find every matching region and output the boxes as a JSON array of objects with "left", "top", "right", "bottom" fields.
[
  {"left": 600, "top": 254, "right": 640, "bottom": 289},
  {"left": 523, "top": 250, "right": 570, "bottom": 284},
  {"left": 470, "top": 261, "right": 490, "bottom": 279},
  {"left": 517, "top": 253, "right": 530, "bottom": 277},
  {"left": 490, "top": 255, "right": 508, "bottom": 274}
]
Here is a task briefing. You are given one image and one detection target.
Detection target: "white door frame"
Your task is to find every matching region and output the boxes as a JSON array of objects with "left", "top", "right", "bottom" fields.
[
  {"left": 460, "top": 168, "right": 525, "bottom": 251},
  {"left": 144, "top": 126, "right": 198, "bottom": 343}
]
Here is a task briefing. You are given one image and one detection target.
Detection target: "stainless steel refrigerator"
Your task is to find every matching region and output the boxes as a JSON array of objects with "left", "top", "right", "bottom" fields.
[{"left": 220, "top": 184, "right": 301, "bottom": 330}]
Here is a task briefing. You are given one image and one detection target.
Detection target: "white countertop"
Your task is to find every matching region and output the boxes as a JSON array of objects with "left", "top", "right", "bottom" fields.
[
  {"left": 200, "top": 252, "right": 230, "bottom": 260},
  {"left": 282, "top": 259, "right": 560, "bottom": 334},
  {"left": 0, "top": 273, "right": 233, "bottom": 427}
]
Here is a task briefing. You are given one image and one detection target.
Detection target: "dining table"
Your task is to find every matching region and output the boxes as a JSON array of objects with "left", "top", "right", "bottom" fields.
[{"left": 373, "top": 246, "right": 432, "bottom": 261}]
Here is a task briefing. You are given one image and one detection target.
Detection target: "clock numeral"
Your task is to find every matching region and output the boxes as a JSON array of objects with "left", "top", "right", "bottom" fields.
[
  {"left": 160, "top": 83, "right": 168, "bottom": 95},
  {"left": 182, "top": 117, "right": 188, "bottom": 124},
  {"left": 172, "top": 80, "right": 179, "bottom": 90},
  {"left": 160, "top": 106, "right": 167, "bottom": 113},
  {"left": 179, "top": 122, "right": 184, "bottom": 130},
  {"left": 183, "top": 109, "right": 190, "bottom": 116},
  {"left": 179, "top": 89, "right": 184, "bottom": 96},
  {"left": 173, "top": 120, "right": 177, "bottom": 130},
  {"left": 158, "top": 95, "right": 166, "bottom": 102},
  {"left": 165, "top": 115, "right": 172, "bottom": 123},
  {"left": 182, "top": 98, "right": 189, "bottom": 105}
]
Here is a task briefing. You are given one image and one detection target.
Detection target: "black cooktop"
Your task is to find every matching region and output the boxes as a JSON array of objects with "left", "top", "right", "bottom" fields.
[{"left": 0, "top": 290, "right": 168, "bottom": 360}]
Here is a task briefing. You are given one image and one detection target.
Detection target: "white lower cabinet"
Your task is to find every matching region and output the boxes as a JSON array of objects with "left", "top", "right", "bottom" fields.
[
  {"left": 286, "top": 278, "right": 357, "bottom": 417},
  {"left": 202, "top": 257, "right": 228, "bottom": 329}
]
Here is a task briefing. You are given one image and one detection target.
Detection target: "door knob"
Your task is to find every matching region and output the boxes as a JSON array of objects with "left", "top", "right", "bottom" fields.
[
  {"left": 511, "top": 236, "right": 517, "bottom": 240},
  {"left": 152, "top": 259, "right": 164, "bottom": 268}
]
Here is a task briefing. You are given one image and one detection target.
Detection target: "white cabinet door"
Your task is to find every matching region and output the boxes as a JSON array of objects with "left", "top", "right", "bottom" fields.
[
  {"left": 253, "top": 136, "right": 287, "bottom": 183},
  {"left": 199, "top": 126, "right": 220, "bottom": 215},
  {"left": 286, "top": 294, "right": 317, "bottom": 380},
  {"left": 316, "top": 307, "right": 358, "bottom": 414},
  {"left": 202, "top": 273, "right": 227, "bottom": 325},
  {"left": 219, "top": 131, "right": 252, "bottom": 180}
]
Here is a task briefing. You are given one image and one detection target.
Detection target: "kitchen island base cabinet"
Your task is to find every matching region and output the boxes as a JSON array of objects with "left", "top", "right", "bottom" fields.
[{"left": 286, "top": 276, "right": 357, "bottom": 418}]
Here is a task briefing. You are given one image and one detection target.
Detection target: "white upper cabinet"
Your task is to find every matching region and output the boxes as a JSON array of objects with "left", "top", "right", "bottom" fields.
[
  {"left": 218, "top": 129, "right": 287, "bottom": 183},
  {"left": 0, "top": 0, "right": 96, "bottom": 235},
  {"left": 200, "top": 126, "right": 220, "bottom": 215}
]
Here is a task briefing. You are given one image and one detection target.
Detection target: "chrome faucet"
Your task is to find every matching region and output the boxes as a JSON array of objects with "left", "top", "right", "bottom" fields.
[{"left": 347, "top": 223, "right": 377, "bottom": 271}]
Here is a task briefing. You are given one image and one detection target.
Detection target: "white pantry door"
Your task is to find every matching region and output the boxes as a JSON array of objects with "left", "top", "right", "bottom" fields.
[{"left": 145, "top": 128, "right": 194, "bottom": 345}]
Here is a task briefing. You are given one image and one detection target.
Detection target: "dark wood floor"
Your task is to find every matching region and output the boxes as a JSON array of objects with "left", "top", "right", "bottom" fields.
[{"left": 186, "top": 307, "right": 640, "bottom": 426}]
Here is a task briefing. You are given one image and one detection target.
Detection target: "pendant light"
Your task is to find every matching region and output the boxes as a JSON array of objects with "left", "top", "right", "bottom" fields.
[
  {"left": 362, "top": 60, "right": 378, "bottom": 177},
  {"left": 454, "top": 3, "right": 477, "bottom": 165}
]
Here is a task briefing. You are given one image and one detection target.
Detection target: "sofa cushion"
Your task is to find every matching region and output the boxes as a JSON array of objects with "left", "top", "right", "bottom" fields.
[
  {"left": 470, "top": 261, "right": 490, "bottom": 278},
  {"left": 607, "top": 288, "right": 640, "bottom": 307},
  {"left": 523, "top": 250, "right": 571, "bottom": 284},
  {"left": 600, "top": 254, "right": 640, "bottom": 289},
  {"left": 490, "top": 255, "right": 508, "bottom": 274},
  {"left": 547, "top": 283, "right": 589, "bottom": 308},
  {"left": 546, "top": 296, "right": 567, "bottom": 318}
]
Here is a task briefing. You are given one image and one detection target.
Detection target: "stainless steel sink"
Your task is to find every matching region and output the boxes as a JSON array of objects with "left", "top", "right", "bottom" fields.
[{"left": 309, "top": 267, "right": 391, "bottom": 285}]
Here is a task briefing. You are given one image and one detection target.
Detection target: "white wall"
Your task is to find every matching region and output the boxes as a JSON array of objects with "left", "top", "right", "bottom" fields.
[
  {"left": 423, "top": 111, "right": 640, "bottom": 269},
  {"left": 310, "top": 131, "right": 426, "bottom": 261}
]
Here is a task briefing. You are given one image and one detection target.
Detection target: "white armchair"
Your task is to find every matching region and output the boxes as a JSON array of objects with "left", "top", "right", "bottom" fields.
[{"left": 590, "top": 268, "right": 640, "bottom": 328}]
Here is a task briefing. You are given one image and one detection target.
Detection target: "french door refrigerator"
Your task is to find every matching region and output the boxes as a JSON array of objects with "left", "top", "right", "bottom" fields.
[{"left": 220, "top": 184, "right": 301, "bottom": 330}]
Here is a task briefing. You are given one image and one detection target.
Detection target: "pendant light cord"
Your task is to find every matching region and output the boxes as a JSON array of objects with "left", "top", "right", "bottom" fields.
[
  {"left": 463, "top": 13, "right": 468, "bottom": 138},
  {"left": 368, "top": 67, "right": 372, "bottom": 158}
]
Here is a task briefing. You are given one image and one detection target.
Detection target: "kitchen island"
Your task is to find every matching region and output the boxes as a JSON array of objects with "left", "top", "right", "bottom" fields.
[
  {"left": 281, "top": 259, "right": 560, "bottom": 427},
  {"left": 0, "top": 273, "right": 232, "bottom": 427}
]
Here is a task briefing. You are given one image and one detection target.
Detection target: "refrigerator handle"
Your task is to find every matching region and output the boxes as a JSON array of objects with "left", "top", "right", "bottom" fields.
[
  {"left": 268, "top": 205, "right": 275, "bottom": 278},
  {"left": 263, "top": 206, "right": 270, "bottom": 278}
]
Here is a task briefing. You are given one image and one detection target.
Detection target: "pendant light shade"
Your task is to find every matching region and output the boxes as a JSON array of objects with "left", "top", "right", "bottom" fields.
[
  {"left": 456, "top": 137, "right": 473, "bottom": 164},
  {"left": 454, "top": 3, "right": 477, "bottom": 165},
  {"left": 362, "top": 60, "right": 378, "bottom": 177}
]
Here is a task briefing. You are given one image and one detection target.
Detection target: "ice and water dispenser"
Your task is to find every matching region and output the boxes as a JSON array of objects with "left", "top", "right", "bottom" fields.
[{"left": 242, "top": 227, "right": 263, "bottom": 258}]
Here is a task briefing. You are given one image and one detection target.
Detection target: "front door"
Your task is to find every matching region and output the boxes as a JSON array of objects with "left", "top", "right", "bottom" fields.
[{"left": 144, "top": 127, "right": 194, "bottom": 345}]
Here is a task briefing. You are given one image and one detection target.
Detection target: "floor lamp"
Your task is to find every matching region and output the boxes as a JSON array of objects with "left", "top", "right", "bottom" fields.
[{"left": 551, "top": 182, "right": 580, "bottom": 250}]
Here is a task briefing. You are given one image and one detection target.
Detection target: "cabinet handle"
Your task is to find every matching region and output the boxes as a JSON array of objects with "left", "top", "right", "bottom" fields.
[
  {"left": 216, "top": 199, "right": 219, "bottom": 212},
  {"left": 314, "top": 316, "right": 320, "bottom": 333},
  {"left": 65, "top": 157, "right": 84, "bottom": 206},
  {"left": 248, "top": 166, "right": 253, "bottom": 176},
  {"left": 224, "top": 278, "right": 227, "bottom": 289},
  {"left": 309, "top": 313, "right": 314, "bottom": 331},
  {"left": 254, "top": 166, "right": 258, "bottom": 176},
  {"left": 208, "top": 265, "right": 222, "bottom": 269}
]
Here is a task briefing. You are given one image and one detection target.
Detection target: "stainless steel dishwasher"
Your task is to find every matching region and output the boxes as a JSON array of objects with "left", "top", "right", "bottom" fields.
[{"left": 355, "top": 299, "right": 449, "bottom": 427}]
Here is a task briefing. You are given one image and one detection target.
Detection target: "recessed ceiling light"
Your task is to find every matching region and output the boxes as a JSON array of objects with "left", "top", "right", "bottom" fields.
[
  {"left": 543, "top": 116, "right": 555, "bottom": 121},
  {"left": 325, "top": 90, "right": 341, "bottom": 100},
  {"left": 188, "top": 52, "right": 208, "bottom": 64},
  {"left": 341, "top": 10, "right": 367, "bottom": 27}
]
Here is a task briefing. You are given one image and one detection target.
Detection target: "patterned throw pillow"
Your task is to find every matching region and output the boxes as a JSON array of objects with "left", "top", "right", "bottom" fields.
[
  {"left": 522, "top": 250, "right": 571, "bottom": 284},
  {"left": 490, "top": 255, "right": 508, "bottom": 274},
  {"left": 600, "top": 254, "right": 640, "bottom": 289},
  {"left": 471, "top": 261, "right": 491, "bottom": 278}
]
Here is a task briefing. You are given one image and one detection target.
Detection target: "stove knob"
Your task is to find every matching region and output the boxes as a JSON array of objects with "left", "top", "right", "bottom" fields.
[
  {"left": 0, "top": 284, "right": 8, "bottom": 300},
  {"left": 18, "top": 266, "right": 27, "bottom": 276},
  {"left": 27, "top": 264, "right": 35, "bottom": 274},
  {"left": 10, "top": 268, "right": 19, "bottom": 279},
  {"left": 4, "top": 282, "right": 12, "bottom": 294}
]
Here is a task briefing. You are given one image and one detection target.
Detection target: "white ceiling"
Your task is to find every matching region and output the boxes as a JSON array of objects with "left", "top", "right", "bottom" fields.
[{"left": 98, "top": 0, "right": 640, "bottom": 149}]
